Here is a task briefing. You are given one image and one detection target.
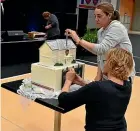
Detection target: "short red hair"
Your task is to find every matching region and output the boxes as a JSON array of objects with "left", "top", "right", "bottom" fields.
[
  {"left": 103, "top": 48, "right": 133, "bottom": 80},
  {"left": 42, "top": 11, "right": 50, "bottom": 18}
]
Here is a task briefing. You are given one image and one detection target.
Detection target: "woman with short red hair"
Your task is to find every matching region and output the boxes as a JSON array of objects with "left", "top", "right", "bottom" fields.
[
  {"left": 59, "top": 48, "right": 133, "bottom": 131},
  {"left": 42, "top": 11, "right": 60, "bottom": 40}
]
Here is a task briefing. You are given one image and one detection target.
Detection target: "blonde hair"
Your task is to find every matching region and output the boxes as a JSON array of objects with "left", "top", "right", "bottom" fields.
[{"left": 104, "top": 48, "right": 133, "bottom": 80}]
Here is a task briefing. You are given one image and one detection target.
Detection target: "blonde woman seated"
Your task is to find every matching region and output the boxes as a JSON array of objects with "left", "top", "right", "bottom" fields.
[{"left": 58, "top": 48, "right": 133, "bottom": 131}]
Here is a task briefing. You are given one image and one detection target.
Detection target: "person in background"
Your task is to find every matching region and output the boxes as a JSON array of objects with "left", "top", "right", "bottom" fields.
[
  {"left": 65, "top": 2, "right": 135, "bottom": 82},
  {"left": 58, "top": 48, "right": 133, "bottom": 131},
  {"left": 42, "top": 11, "right": 60, "bottom": 40}
]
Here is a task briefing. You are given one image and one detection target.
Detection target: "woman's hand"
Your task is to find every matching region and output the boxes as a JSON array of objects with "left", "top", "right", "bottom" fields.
[
  {"left": 73, "top": 74, "right": 82, "bottom": 85},
  {"left": 45, "top": 24, "right": 52, "bottom": 30},
  {"left": 62, "top": 68, "right": 76, "bottom": 92},
  {"left": 65, "top": 68, "right": 76, "bottom": 83},
  {"left": 45, "top": 25, "right": 49, "bottom": 29},
  {"left": 65, "top": 29, "right": 80, "bottom": 44},
  {"left": 73, "top": 74, "right": 87, "bottom": 86}
]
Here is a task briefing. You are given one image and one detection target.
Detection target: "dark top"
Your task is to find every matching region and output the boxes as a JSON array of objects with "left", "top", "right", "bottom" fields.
[
  {"left": 58, "top": 80, "right": 132, "bottom": 131},
  {"left": 46, "top": 14, "right": 60, "bottom": 39}
]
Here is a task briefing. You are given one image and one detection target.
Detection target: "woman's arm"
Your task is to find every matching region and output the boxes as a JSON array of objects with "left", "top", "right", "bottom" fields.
[
  {"left": 65, "top": 27, "right": 122, "bottom": 55},
  {"left": 58, "top": 81, "right": 99, "bottom": 111},
  {"left": 72, "top": 74, "right": 88, "bottom": 86},
  {"left": 45, "top": 24, "right": 52, "bottom": 29},
  {"left": 65, "top": 29, "right": 96, "bottom": 54},
  {"left": 58, "top": 68, "right": 100, "bottom": 111},
  {"left": 77, "top": 39, "right": 96, "bottom": 54},
  {"left": 61, "top": 74, "right": 88, "bottom": 92},
  {"left": 95, "top": 66, "right": 102, "bottom": 81}
]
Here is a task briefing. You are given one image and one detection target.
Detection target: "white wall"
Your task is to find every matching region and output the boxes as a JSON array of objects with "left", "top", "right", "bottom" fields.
[
  {"left": 76, "top": 0, "right": 118, "bottom": 29},
  {"left": 87, "top": 0, "right": 118, "bottom": 29},
  {"left": 132, "top": 0, "right": 140, "bottom": 31},
  {"left": 87, "top": 10, "right": 96, "bottom": 29},
  {"left": 77, "top": 0, "right": 112, "bottom": 8},
  {"left": 111, "top": 0, "right": 117, "bottom": 10}
]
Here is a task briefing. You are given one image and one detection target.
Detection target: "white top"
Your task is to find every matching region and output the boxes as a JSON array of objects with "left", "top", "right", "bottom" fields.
[{"left": 92, "top": 20, "right": 136, "bottom": 79}]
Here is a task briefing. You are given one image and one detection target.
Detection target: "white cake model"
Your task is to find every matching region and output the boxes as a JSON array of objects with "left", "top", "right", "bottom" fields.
[{"left": 31, "top": 39, "right": 85, "bottom": 91}]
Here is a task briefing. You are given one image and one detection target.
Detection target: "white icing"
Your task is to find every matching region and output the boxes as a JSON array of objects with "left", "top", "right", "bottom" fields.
[{"left": 31, "top": 39, "right": 85, "bottom": 91}]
